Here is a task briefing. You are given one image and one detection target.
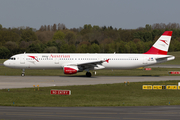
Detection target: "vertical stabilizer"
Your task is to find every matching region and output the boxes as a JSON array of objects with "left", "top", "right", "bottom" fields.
[{"left": 144, "top": 31, "right": 172, "bottom": 55}]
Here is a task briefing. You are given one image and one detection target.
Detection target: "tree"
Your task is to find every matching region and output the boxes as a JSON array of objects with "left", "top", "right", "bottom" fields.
[
  {"left": 76, "top": 44, "right": 89, "bottom": 53},
  {"left": 36, "top": 31, "right": 54, "bottom": 43},
  {"left": 59, "top": 41, "right": 69, "bottom": 53},
  {"left": 67, "top": 44, "right": 76, "bottom": 53},
  {"left": 58, "top": 23, "right": 66, "bottom": 30},
  {"left": 145, "top": 24, "right": 152, "bottom": 31},
  {"left": 39, "top": 25, "right": 45, "bottom": 31},
  {"left": 0, "top": 24, "right": 2, "bottom": 30},
  {"left": 21, "top": 29, "right": 37, "bottom": 42},
  {"left": 53, "top": 31, "right": 65, "bottom": 41},
  {"left": 143, "top": 32, "right": 152, "bottom": 42},
  {"left": 83, "top": 24, "right": 92, "bottom": 30},
  {"left": 4, "top": 41, "right": 18, "bottom": 51},
  {"left": 65, "top": 31, "right": 76, "bottom": 44},
  {"left": 0, "top": 46, "right": 10, "bottom": 59},
  {"left": 91, "top": 39, "right": 99, "bottom": 45},
  {"left": 52, "top": 24, "right": 57, "bottom": 31},
  {"left": 27, "top": 43, "right": 45, "bottom": 53},
  {"left": 89, "top": 43, "right": 100, "bottom": 53},
  {"left": 43, "top": 46, "right": 58, "bottom": 53},
  {"left": 117, "top": 41, "right": 125, "bottom": 53},
  {"left": 124, "top": 43, "right": 130, "bottom": 53},
  {"left": 0, "top": 31, "right": 20, "bottom": 43},
  {"left": 92, "top": 25, "right": 100, "bottom": 31}
]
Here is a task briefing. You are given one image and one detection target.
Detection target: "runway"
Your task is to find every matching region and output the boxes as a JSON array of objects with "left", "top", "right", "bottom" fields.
[
  {"left": 0, "top": 76, "right": 180, "bottom": 89},
  {"left": 1, "top": 106, "right": 180, "bottom": 120}
]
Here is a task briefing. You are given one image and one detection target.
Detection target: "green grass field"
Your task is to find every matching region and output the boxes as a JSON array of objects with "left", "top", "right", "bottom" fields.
[
  {"left": 161, "top": 51, "right": 180, "bottom": 65},
  {"left": 0, "top": 80, "right": 180, "bottom": 107},
  {"left": 0, "top": 65, "right": 180, "bottom": 76}
]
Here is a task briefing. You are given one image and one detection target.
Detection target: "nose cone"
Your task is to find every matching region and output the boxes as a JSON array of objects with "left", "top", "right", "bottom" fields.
[{"left": 3, "top": 60, "right": 9, "bottom": 67}]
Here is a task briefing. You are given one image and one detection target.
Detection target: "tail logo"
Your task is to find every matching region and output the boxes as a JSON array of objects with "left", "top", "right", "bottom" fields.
[{"left": 160, "top": 40, "right": 168, "bottom": 45}]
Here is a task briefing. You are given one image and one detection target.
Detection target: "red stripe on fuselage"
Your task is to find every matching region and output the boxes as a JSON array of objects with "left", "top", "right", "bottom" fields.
[{"left": 144, "top": 46, "right": 167, "bottom": 55}]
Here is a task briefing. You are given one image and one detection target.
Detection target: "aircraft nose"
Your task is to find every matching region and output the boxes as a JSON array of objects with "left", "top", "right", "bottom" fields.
[{"left": 3, "top": 60, "right": 9, "bottom": 67}]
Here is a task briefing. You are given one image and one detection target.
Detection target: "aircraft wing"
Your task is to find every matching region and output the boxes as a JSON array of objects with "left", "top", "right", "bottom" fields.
[{"left": 64, "top": 59, "right": 109, "bottom": 70}]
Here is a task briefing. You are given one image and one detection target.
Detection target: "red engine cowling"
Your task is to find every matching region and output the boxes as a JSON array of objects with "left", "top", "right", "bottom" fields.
[{"left": 63, "top": 66, "right": 78, "bottom": 74}]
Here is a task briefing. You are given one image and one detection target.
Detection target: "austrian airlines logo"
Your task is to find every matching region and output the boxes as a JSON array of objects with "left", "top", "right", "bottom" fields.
[
  {"left": 160, "top": 40, "right": 168, "bottom": 45},
  {"left": 105, "top": 59, "right": 109, "bottom": 63},
  {"left": 28, "top": 55, "right": 39, "bottom": 62}
]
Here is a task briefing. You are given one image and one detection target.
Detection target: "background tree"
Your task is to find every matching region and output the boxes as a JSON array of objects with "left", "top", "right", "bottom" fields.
[
  {"left": 0, "top": 24, "right": 2, "bottom": 30},
  {"left": 53, "top": 31, "right": 65, "bottom": 41},
  {"left": 0, "top": 46, "right": 10, "bottom": 59},
  {"left": 43, "top": 46, "right": 58, "bottom": 53},
  {"left": 21, "top": 28, "right": 37, "bottom": 42},
  {"left": 89, "top": 43, "right": 100, "bottom": 53},
  {"left": 1, "top": 22, "right": 180, "bottom": 59}
]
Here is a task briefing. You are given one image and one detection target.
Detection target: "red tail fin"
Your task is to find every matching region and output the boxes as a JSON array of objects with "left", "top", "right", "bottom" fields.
[{"left": 144, "top": 31, "right": 172, "bottom": 55}]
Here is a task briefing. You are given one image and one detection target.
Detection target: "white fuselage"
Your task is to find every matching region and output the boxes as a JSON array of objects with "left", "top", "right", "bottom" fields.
[{"left": 3, "top": 53, "right": 175, "bottom": 70}]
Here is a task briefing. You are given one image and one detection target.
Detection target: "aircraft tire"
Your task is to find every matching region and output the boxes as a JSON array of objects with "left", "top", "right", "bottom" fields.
[
  {"left": 86, "top": 72, "right": 92, "bottom": 77},
  {"left": 21, "top": 73, "right": 25, "bottom": 77}
]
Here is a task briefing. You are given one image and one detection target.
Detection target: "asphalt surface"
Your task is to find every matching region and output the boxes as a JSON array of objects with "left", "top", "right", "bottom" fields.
[
  {"left": 1, "top": 76, "right": 180, "bottom": 89},
  {"left": 1, "top": 106, "right": 180, "bottom": 120}
]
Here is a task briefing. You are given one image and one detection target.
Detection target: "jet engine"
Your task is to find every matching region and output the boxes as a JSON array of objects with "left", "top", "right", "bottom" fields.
[{"left": 63, "top": 66, "right": 79, "bottom": 74}]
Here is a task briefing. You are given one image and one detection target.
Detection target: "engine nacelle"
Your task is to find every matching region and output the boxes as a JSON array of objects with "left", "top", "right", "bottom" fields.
[{"left": 63, "top": 66, "right": 78, "bottom": 74}]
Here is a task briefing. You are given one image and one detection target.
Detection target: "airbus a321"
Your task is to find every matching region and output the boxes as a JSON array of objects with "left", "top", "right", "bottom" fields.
[{"left": 3, "top": 31, "right": 175, "bottom": 77}]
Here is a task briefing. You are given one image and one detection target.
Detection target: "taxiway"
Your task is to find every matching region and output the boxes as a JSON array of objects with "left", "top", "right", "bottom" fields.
[{"left": 0, "top": 76, "right": 180, "bottom": 89}]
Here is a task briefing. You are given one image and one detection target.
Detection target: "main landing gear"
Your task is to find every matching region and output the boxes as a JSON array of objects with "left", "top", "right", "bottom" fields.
[
  {"left": 21, "top": 69, "right": 25, "bottom": 77},
  {"left": 86, "top": 72, "right": 92, "bottom": 77}
]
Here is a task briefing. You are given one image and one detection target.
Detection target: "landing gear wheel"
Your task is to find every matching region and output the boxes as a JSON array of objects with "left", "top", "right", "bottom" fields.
[
  {"left": 21, "top": 69, "right": 25, "bottom": 77},
  {"left": 86, "top": 72, "right": 92, "bottom": 77},
  {"left": 21, "top": 73, "right": 25, "bottom": 77}
]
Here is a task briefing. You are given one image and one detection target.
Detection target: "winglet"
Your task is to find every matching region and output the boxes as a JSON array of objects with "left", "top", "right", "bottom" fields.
[{"left": 144, "top": 31, "right": 172, "bottom": 55}]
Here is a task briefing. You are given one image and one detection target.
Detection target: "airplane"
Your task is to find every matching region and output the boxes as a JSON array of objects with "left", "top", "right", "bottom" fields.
[{"left": 3, "top": 31, "right": 175, "bottom": 77}]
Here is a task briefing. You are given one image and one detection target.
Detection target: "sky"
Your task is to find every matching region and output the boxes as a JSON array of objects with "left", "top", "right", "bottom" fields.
[{"left": 0, "top": 0, "right": 180, "bottom": 30}]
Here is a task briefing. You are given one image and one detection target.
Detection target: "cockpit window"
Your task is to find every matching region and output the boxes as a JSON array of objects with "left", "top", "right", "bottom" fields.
[{"left": 9, "top": 57, "right": 16, "bottom": 60}]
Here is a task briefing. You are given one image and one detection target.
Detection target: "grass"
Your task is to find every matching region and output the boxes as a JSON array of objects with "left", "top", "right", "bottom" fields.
[
  {"left": 0, "top": 80, "right": 180, "bottom": 107},
  {"left": 160, "top": 51, "right": 180, "bottom": 65},
  {"left": 0, "top": 65, "right": 180, "bottom": 76}
]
